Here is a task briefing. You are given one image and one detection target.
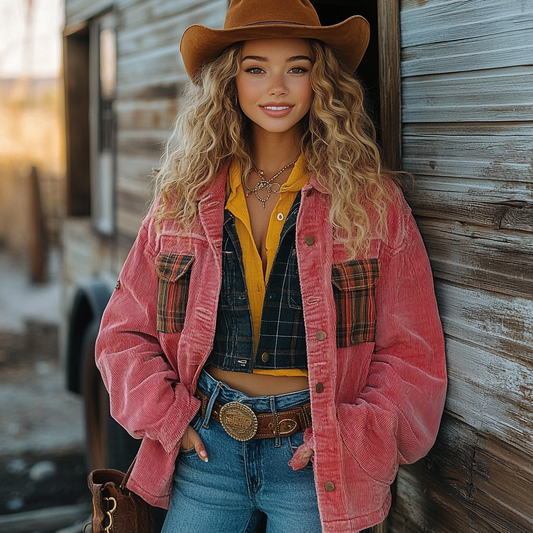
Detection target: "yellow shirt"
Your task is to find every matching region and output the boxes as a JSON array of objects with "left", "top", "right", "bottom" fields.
[{"left": 226, "top": 156, "right": 309, "bottom": 376}]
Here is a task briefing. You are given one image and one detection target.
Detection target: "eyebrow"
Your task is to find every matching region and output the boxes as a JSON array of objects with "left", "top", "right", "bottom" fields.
[{"left": 241, "top": 55, "right": 313, "bottom": 63}]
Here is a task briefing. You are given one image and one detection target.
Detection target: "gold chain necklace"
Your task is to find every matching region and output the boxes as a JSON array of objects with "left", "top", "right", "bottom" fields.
[{"left": 242, "top": 157, "right": 298, "bottom": 208}]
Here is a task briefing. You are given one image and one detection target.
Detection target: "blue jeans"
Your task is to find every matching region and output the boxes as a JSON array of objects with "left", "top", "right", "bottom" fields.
[{"left": 162, "top": 370, "right": 321, "bottom": 533}]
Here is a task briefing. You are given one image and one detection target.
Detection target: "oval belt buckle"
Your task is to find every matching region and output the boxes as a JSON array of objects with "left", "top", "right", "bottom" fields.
[{"left": 219, "top": 402, "right": 258, "bottom": 441}]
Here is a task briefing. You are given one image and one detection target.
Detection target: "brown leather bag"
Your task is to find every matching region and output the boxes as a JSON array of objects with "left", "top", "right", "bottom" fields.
[{"left": 84, "top": 459, "right": 155, "bottom": 533}]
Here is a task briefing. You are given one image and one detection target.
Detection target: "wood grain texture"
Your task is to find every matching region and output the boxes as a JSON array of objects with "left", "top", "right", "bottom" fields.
[
  {"left": 416, "top": 218, "right": 533, "bottom": 299},
  {"left": 407, "top": 177, "right": 533, "bottom": 231},
  {"left": 395, "top": 0, "right": 533, "bottom": 531},
  {"left": 391, "top": 414, "right": 533, "bottom": 533},
  {"left": 403, "top": 122, "right": 533, "bottom": 183},
  {"left": 435, "top": 281, "right": 533, "bottom": 367},
  {"left": 402, "top": 67, "right": 533, "bottom": 123},
  {"left": 378, "top": 0, "right": 402, "bottom": 170}
]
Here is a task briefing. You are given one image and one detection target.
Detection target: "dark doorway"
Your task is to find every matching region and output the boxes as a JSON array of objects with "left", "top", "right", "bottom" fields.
[{"left": 312, "top": 1, "right": 381, "bottom": 137}]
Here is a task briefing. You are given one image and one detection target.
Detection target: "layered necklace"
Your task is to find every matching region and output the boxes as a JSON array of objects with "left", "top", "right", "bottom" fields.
[{"left": 242, "top": 157, "right": 298, "bottom": 208}]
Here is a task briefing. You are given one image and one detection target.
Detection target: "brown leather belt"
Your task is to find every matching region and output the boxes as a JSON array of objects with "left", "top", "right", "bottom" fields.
[{"left": 196, "top": 389, "right": 312, "bottom": 442}]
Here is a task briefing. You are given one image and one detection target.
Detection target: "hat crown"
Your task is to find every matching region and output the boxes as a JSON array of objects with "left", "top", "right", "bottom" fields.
[{"left": 224, "top": 0, "right": 321, "bottom": 29}]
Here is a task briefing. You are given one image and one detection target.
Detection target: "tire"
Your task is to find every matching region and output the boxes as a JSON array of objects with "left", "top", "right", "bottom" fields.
[
  {"left": 81, "top": 321, "right": 140, "bottom": 472},
  {"left": 80, "top": 322, "right": 166, "bottom": 531}
]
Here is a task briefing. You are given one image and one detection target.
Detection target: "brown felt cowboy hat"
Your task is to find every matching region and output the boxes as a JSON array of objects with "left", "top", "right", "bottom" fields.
[{"left": 180, "top": 0, "right": 370, "bottom": 80}]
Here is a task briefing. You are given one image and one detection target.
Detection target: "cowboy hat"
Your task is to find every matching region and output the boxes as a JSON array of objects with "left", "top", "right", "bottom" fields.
[{"left": 180, "top": 0, "right": 370, "bottom": 80}]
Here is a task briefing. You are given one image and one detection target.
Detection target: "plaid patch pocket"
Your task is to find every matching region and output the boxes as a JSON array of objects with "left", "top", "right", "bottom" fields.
[
  {"left": 331, "top": 259, "right": 379, "bottom": 348},
  {"left": 156, "top": 253, "right": 194, "bottom": 333}
]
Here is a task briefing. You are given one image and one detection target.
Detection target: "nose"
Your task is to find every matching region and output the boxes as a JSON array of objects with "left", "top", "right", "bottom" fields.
[{"left": 268, "top": 72, "right": 287, "bottom": 96}]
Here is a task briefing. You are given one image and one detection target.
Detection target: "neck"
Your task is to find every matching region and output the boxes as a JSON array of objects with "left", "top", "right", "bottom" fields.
[{"left": 250, "top": 129, "right": 301, "bottom": 176}]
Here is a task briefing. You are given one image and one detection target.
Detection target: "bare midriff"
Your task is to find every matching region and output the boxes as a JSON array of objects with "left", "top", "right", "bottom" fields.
[{"left": 206, "top": 367, "right": 309, "bottom": 397}]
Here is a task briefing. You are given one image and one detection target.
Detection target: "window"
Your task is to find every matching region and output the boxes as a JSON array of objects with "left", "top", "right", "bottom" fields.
[{"left": 90, "top": 12, "right": 116, "bottom": 236}]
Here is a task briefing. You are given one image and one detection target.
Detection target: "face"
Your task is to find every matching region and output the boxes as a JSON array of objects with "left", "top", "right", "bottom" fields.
[{"left": 235, "top": 38, "right": 313, "bottom": 139}]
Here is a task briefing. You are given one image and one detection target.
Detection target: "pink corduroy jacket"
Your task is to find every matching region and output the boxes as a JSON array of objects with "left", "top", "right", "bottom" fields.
[{"left": 96, "top": 163, "right": 447, "bottom": 533}]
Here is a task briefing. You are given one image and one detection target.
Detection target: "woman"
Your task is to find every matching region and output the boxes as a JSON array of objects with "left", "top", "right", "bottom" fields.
[{"left": 96, "top": 0, "right": 447, "bottom": 531}]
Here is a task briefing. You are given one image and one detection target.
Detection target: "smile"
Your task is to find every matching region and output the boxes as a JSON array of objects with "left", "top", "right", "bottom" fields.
[{"left": 262, "top": 106, "right": 291, "bottom": 111}]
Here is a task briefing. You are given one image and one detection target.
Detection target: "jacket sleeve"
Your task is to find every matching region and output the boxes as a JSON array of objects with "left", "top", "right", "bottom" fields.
[
  {"left": 337, "top": 196, "right": 447, "bottom": 482},
  {"left": 95, "top": 211, "right": 200, "bottom": 454}
]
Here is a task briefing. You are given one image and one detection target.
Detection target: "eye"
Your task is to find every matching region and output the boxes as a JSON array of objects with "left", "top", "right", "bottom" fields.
[
  {"left": 245, "top": 67, "right": 265, "bottom": 74},
  {"left": 289, "top": 67, "right": 309, "bottom": 74}
]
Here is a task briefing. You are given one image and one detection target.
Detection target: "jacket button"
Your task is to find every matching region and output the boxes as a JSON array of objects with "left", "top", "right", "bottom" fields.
[
  {"left": 305, "top": 235, "right": 315, "bottom": 245},
  {"left": 261, "top": 352, "right": 269, "bottom": 363},
  {"left": 115, "top": 280, "right": 121, "bottom": 290},
  {"left": 324, "top": 481, "right": 335, "bottom": 492},
  {"left": 316, "top": 382, "right": 324, "bottom": 393},
  {"left": 316, "top": 331, "right": 327, "bottom": 341}
]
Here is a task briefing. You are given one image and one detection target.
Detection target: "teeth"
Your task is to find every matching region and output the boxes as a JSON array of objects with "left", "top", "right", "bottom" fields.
[{"left": 264, "top": 106, "right": 290, "bottom": 111}]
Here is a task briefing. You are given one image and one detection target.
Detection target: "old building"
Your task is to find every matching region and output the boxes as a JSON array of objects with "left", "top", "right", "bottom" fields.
[{"left": 62, "top": 1, "right": 533, "bottom": 531}]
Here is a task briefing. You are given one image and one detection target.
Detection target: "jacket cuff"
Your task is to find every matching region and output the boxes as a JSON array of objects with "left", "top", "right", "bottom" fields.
[{"left": 158, "top": 385, "right": 201, "bottom": 454}]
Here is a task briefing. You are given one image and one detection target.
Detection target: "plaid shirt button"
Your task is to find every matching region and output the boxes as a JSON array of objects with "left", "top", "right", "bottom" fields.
[
  {"left": 305, "top": 235, "right": 315, "bottom": 245},
  {"left": 316, "top": 382, "right": 324, "bottom": 393},
  {"left": 316, "top": 331, "right": 327, "bottom": 340},
  {"left": 261, "top": 352, "right": 269, "bottom": 363}
]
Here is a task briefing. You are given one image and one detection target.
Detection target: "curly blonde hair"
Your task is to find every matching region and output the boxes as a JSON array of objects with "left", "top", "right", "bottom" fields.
[{"left": 155, "top": 39, "right": 398, "bottom": 255}]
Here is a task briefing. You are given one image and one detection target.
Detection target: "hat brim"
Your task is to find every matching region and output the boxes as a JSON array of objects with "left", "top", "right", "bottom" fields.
[{"left": 180, "top": 15, "right": 370, "bottom": 80}]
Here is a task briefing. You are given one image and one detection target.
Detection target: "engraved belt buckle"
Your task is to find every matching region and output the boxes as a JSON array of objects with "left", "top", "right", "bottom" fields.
[{"left": 219, "top": 402, "right": 258, "bottom": 441}]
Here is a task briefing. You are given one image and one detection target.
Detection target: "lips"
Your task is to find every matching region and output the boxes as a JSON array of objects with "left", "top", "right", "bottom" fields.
[{"left": 260, "top": 103, "right": 294, "bottom": 117}]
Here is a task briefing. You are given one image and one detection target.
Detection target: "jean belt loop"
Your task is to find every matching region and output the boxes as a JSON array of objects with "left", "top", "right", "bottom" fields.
[
  {"left": 270, "top": 396, "right": 282, "bottom": 447},
  {"left": 202, "top": 382, "right": 223, "bottom": 429}
]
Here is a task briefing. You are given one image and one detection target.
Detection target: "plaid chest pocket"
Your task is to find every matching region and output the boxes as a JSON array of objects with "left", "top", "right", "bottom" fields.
[
  {"left": 156, "top": 253, "right": 194, "bottom": 333},
  {"left": 331, "top": 258, "right": 379, "bottom": 348}
]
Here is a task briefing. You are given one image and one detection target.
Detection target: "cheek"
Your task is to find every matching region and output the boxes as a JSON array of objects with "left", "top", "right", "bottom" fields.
[
  {"left": 302, "top": 85, "right": 314, "bottom": 111},
  {"left": 236, "top": 79, "right": 256, "bottom": 105}
]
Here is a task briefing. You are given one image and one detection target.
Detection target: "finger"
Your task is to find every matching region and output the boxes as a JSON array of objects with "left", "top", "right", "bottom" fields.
[
  {"left": 302, "top": 448, "right": 314, "bottom": 460},
  {"left": 187, "top": 427, "right": 209, "bottom": 462}
]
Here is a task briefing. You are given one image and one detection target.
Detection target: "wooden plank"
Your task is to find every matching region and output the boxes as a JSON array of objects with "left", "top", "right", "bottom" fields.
[
  {"left": 116, "top": 154, "right": 157, "bottom": 185},
  {"left": 118, "top": 0, "right": 226, "bottom": 57},
  {"left": 402, "top": 122, "right": 533, "bottom": 183},
  {"left": 401, "top": 0, "right": 533, "bottom": 48},
  {"left": 66, "top": 0, "right": 138, "bottom": 28},
  {"left": 116, "top": 188, "right": 151, "bottom": 215},
  {"left": 407, "top": 178, "right": 533, "bottom": 232},
  {"left": 117, "top": 205, "right": 144, "bottom": 240},
  {"left": 119, "top": 0, "right": 222, "bottom": 32},
  {"left": 117, "top": 45, "right": 186, "bottom": 86},
  {"left": 118, "top": 80, "right": 180, "bottom": 100},
  {"left": 402, "top": 67, "right": 533, "bottom": 123},
  {"left": 390, "top": 414, "right": 533, "bottom": 532},
  {"left": 378, "top": 0, "right": 402, "bottom": 170},
  {"left": 115, "top": 1, "right": 226, "bottom": 98},
  {"left": 401, "top": 24, "right": 533, "bottom": 76},
  {"left": 415, "top": 218, "right": 533, "bottom": 298},
  {"left": 445, "top": 335, "right": 533, "bottom": 452},
  {"left": 117, "top": 130, "right": 168, "bottom": 158},
  {"left": 402, "top": 66, "right": 533, "bottom": 105},
  {"left": 115, "top": 98, "right": 178, "bottom": 131},
  {"left": 435, "top": 281, "right": 533, "bottom": 367}
]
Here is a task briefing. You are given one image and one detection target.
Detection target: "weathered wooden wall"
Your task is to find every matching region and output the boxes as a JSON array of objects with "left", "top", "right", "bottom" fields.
[
  {"left": 391, "top": 1, "right": 533, "bottom": 531},
  {"left": 64, "top": 0, "right": 227, "bottom": 273}
]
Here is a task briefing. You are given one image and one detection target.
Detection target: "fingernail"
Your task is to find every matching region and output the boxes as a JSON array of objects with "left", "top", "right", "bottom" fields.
[{"left": 199, "top": 450, "right": 208, "bottom": 462}]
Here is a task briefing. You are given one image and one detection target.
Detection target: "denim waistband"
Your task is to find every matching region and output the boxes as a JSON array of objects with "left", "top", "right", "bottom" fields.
[{"left": 196, "top": 369, "right": 310, "bottom": 414}]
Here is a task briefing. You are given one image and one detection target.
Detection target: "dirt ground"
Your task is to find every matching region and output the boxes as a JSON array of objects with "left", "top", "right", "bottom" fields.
[{"left": 0, "top": 248, "right": 90, "bottom": 527}]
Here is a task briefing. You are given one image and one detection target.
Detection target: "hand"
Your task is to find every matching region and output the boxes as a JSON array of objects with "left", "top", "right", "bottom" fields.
[{"left": 180, "top": 425, "right": 208, "bottom": 462}]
